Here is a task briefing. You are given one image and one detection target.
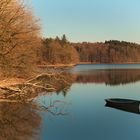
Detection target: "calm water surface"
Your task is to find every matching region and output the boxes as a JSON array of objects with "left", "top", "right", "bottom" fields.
[
  {"left": 32, "top": 64, "right": 140, "bottom": 140},
  {"left": 2, "top": 64, "right": 140, "bottom": 140}
]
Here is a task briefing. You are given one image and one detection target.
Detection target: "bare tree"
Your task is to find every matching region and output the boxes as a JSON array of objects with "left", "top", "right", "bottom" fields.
[{"left": 0, "top": 0, "right": 41, "bottom": 77}]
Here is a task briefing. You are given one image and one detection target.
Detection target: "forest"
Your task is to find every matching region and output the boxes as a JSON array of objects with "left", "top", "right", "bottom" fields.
[
  {"left": 38, "top": 35, "right": 79, "bottom": 65},
  {"left": 40, "top": 38, "right": 140, "bottom": 65},
  {"left": 73, "top": 40, "right": 140, "bottom": 63}
]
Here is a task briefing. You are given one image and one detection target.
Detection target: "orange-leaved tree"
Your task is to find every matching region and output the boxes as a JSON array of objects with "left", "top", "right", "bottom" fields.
[{"left": 0, "top": 0, "right": 41, "bottom": 77}]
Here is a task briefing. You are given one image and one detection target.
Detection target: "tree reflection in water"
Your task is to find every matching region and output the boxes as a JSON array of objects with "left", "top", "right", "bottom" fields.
[
  {"left": 75, "top": 69, "right": 140, "bottom": 86},
  {"left": 36, "top": 97, "right": 71, "bottom": 116},
  {"left": 0, "top": 102, "right": 41, "bottom": 140},
  {"left": 0, "top": 100, "right": 70, "bottom": 140},
  {"left": 2, "top": 69, "right": 139, "bottom": 103}
]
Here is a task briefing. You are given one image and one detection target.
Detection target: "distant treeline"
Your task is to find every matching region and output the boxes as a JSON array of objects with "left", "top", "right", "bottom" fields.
[
  {"left": 73, "top": 40, "right": 140, "bottom": 63},
  {"left": 40, "top": 37, "right": 140, "bottom": 64}
]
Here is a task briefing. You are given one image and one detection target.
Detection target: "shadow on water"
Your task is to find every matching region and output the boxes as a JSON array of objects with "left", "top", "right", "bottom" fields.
[{"left": 105, "top": 98, "right": 140, "bottom": 115}]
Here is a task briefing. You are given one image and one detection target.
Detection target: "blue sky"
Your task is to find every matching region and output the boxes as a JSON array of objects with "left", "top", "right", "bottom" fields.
[{"left": 27, "top": 0, "right": 140, "bottom": 43}]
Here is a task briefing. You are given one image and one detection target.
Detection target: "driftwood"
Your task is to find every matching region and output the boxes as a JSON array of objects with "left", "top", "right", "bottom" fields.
[{"left": 0, "top": 72, "right": 72, "bottom": 102}]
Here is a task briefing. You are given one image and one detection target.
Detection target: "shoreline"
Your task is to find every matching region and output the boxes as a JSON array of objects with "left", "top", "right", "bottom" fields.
[
  {"left": 37, "top": 62, "right": 140, "bottom": 68},
  {"left": 0, "top": 62, "right": 140, "bottom": 88},
  {"left": 37, "top": 64, "right": 77, "bottom": 68},
  {"left": 78, "top": 62, "right": 140, "bottom": 64}
]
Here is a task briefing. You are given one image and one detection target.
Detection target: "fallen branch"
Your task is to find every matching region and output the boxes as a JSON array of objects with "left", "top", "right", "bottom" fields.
[
  {"left": 0, "top": 72, "right": 72, "bottom": 102},
  {"left": 25, "top": 83, "right": 56, "bottom": 91}
]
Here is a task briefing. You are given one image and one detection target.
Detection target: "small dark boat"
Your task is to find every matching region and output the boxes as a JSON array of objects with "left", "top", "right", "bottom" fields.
[{"left": 105, "top": 98, "right": 140, "bottom": 114}]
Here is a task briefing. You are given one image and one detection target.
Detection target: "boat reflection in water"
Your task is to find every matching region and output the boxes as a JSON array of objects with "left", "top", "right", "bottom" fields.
[{"left": 105, "top": 98, "right": 140, "bottom": 114}]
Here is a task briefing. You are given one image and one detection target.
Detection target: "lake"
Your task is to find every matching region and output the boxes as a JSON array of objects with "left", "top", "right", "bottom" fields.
[
  {"left": 1, "top": 64, "right": 140, "bottom": 140},
  {"left": 33, "top": 64, "right": 140, "bottom": 140}
]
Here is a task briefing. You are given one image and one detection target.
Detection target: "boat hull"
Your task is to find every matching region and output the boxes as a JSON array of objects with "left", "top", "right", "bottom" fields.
[{"left": 105, "top": 98, "right": 140, "bottom": 114}]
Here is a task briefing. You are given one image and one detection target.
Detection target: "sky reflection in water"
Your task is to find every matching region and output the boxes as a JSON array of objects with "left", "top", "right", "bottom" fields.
[{"left": 35, "top": 64, "right": 140, "bottom": 140}]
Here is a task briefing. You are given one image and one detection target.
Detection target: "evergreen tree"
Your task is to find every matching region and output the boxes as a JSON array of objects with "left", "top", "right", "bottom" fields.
[{"left": 61, "top": 34, "right": 68, "bottom": 46}]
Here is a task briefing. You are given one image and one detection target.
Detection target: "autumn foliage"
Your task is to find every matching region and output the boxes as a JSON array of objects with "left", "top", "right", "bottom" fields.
[
  {"left": 73, "top": 40, "right": 140, "bottom": 63},
  {"left": 0, "top": 0, "right": 41, "bottom": 77},
  {"left": 39, "top": 35, "right": 79, "bottom": 65}
]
